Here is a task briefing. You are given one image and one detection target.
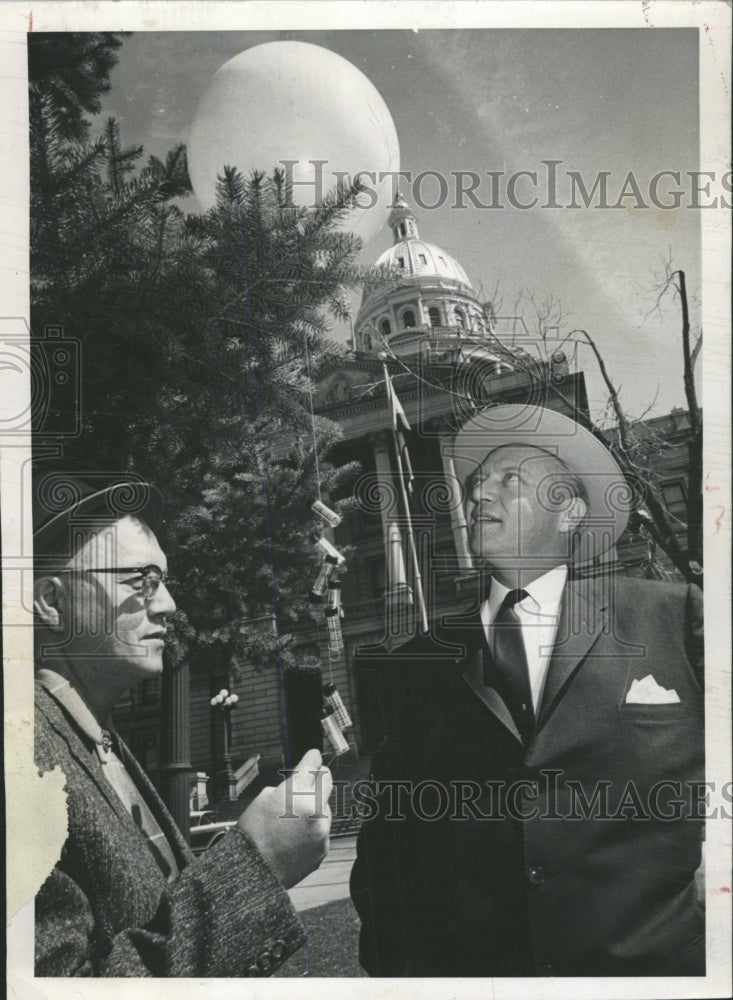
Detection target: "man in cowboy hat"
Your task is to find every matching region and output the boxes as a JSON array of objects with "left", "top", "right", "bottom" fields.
[
  {"left": 33, "top": 477, "right": 332, "bottom": 977},
  {"left": 350, "top": 404, "right": 704, "bottom": 977}
]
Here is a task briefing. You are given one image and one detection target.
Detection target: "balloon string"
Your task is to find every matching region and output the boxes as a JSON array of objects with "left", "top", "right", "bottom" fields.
[
  {"left": 328, "top": 637, "right": 337, "bottom": 682},
  {"left": 304, "top": 335, "right": 323, "bottom": 510},
  {"left": 304, "top": 334, "right": 335, "bottom": 685}
]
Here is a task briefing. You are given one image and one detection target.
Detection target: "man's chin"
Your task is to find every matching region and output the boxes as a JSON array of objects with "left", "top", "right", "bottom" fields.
[
  {"left": 470, "top": 543, "right": 518, "bottom": 566},
  {"left": 126, "top": 655, "right": 164, "bottom": 679}
]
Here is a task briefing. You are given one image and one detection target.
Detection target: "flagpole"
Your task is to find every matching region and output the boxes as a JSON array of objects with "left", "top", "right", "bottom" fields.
[{"left": 380, "top": 356, "right": 429, "bottom": 634}]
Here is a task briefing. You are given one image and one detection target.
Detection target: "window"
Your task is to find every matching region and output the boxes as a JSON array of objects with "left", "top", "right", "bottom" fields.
[
  {"left": 140, "top": 737, "right": 159, "bottom": 776},
  {"left": 294, "top": 642, "right": 320, "bottom": 663},
  {"left": 418, "top": 253, "right": 427, "bottom": 266},
  {"left": 140, "top": 678, "right": 162, "bottom": 706},
  {"left": 364, "top": 333, "right": 372, "bottom": 351},
  {"left": 380, "top": 319, "right": 391, "bottom": 338},
  {"left": 403, "top": 309, "right": 416, "bottom": 329},
  {"left": 399, "top": 223, "right": 406, "bottom": 237},
  {"left": 661, "top": 480, "right": 688, "bottom": 518},
  {"left": 428, "top": 306, "right": 441, "bottom": 327},
  {"left": 454, "top": 307, "right": 465, "bottom": 328},
  {"left": 364, "top": 556, "right": 386, "bottom": 600},
  {"left": 662, "top": 482, "right": 685, "bottom": 504},
  {"left": 397, "top": 256, "right": 405, "bottom": 269},
  {"left": 341, "top": 506, "right": 381, "bottom": 543}
]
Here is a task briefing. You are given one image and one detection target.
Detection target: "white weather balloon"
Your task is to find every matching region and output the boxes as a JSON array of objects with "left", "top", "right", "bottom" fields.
[{"left": 187, "top": 41, "right": 400, "bottom": 244}]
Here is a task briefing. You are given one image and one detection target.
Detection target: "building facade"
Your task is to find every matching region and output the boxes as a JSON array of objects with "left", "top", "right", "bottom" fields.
[{"left": 115, "top": 198, "right": 696, "bottom": 812}]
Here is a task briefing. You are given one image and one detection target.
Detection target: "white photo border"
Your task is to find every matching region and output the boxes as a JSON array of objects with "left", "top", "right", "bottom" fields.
[{"left": 2, "top": 3, "right": 730, "bottom": 998}]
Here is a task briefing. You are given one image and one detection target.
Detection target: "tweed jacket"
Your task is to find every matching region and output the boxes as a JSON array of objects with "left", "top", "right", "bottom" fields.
[
  {"left": 350, "top": 575, "right": 705, "bottom": 977},
  {"left": 35, "top": 682, "right": 304, "bottom": 977}
]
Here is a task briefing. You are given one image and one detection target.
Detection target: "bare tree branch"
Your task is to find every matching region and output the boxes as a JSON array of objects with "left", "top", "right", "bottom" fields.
[
  {"left": 690, "top": 332, "right": 703, "bottom": 370},
  {"left": 569, "top": 327, "right": 635, "bottom": 459},
  {"left": 636, "top": 385, "right": 661, "bottom": 423},
  {"left": 675, "top": 270, "right": 701, "bottom": 431}
]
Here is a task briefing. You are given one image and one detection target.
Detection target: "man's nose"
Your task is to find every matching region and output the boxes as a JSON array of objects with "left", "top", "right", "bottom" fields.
[
  {"left": 472, "top": 476, "right": 496, "bottom": 502},
  {"left": 149, "top": 581, "right": 176, "bottom": 617}
]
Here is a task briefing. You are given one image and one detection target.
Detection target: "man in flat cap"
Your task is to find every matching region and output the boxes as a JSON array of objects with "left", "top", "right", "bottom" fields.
[
  {"left": 33, "top": 479, "right": 331, "bottom": 977},
  {"left": 351, "top": 404, "right": 704, "bottom": 977}
]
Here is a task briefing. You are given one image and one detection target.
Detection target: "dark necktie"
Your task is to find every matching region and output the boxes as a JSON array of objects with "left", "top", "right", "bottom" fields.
[{"left": 492, "top": 589, "right": 535, "bottom": 742}]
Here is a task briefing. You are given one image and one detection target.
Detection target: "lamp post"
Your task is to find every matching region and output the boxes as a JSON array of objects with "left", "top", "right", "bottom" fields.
[{"left": 211, "top": 688, "right": 239, "bottom": 802}]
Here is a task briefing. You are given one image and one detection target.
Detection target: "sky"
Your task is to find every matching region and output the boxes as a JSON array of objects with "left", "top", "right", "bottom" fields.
[{"left": 94, "top": 28, "right": 706, "bottom": 420}]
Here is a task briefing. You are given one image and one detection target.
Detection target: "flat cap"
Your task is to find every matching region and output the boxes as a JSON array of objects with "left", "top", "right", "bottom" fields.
[{"left": 34, "top": 472, "right": 164, "bottom": 559}]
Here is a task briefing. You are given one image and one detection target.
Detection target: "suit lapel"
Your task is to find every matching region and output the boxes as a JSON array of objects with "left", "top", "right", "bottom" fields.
[
  {"left": 115, "top": 734, "right": 192, "bottom": 868},
  {"left": 462, "top": 646, "right": 523, "bottom": 743},
  {"left": 454, "top": 603, "right": 524, "bottom": 745},
  {"left": 37, "top": 685, "right": 191, "bottom": 870},
  {"left": 536, "top": 576, "right": 608, "bottom": 730},
  {"left": 37, "top": 687, "right": 131, "bottom": 824},
  {"left": 454, "top": 575, "right": 609, "bottom": 741}
]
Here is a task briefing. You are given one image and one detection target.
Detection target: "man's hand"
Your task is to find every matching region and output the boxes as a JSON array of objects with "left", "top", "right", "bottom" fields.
[{"left": 238, "top": 748, "right": 333, "bottom": 889}]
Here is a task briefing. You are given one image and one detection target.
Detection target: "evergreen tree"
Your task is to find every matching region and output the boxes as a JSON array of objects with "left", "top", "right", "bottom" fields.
[
  {"left": 30, "top": 33, "right": 369, "bottom": 680},
  {"left": 28, "top": 32, "right": 127, "bottom": 140}
]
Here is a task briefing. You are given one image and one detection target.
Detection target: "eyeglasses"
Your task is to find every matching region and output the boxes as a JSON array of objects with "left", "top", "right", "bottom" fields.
[{"left": 56, "top": 565, "right": 169, "bottom": 602}]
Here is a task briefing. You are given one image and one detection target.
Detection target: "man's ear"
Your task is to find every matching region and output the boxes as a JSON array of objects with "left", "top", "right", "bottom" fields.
[
  {"left": 33, "top": 576, "right": 66, "bottom": 629},
  {"left": 559, "top": 496, "right": 587, "bottom": 534}
]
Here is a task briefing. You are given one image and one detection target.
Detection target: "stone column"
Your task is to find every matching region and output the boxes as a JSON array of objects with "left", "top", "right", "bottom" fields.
[
  {"left": 370, "top": 431, "right": 398, "bottom": 552},
  {"left": 440, "top": 443, "right": 473, "bottom": 570},
  {"left": 416, "top": 298, "right": 427, "bottom": 327},
  {"left": 160, "top": 655, "right": 194, "bottom": 843},
  {"left": 369, "top": 431, "right": 414, "bottom": 635},
  {"left": 387, "top": 521, "right": 408, "bottom": 589}
]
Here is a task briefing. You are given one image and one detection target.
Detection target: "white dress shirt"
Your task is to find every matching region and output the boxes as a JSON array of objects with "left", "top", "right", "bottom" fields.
[{"left": 480, "top": 564, "right": 568, "bottom": 712}]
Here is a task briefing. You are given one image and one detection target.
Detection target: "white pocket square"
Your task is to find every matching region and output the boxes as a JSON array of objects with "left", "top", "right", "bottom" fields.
[{"left": 626, "top": 674, "right": 680, "bottom": 705}]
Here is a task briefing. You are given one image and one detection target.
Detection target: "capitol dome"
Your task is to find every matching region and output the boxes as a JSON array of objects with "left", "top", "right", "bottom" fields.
[
  {"left": 354, "top": 194, "right": 494, "bottom": 359},
  {"left": 373, "top": 237, "right": 473, "bottom": 288}
]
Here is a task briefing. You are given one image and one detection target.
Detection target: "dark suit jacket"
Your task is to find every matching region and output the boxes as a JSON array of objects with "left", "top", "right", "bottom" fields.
[
  {"left": 34, "top": 683, "right": 304, "bottom": 976},
  {"left": 350, "top": 575, "right": 705, "bottom": 977}
]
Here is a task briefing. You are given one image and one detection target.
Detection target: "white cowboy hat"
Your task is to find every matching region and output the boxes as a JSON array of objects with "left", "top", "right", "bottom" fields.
[{"left": 451, "top": 404, "right": 631, "bottom": 553}]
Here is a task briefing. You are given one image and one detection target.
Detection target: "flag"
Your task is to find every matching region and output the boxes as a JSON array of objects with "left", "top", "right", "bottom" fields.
[
  {"left": 379, "top": 355, "right": 429, "bottom": 634},
  {"left": 384, "top": 370, "right": 414, "bottom": 496}
]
